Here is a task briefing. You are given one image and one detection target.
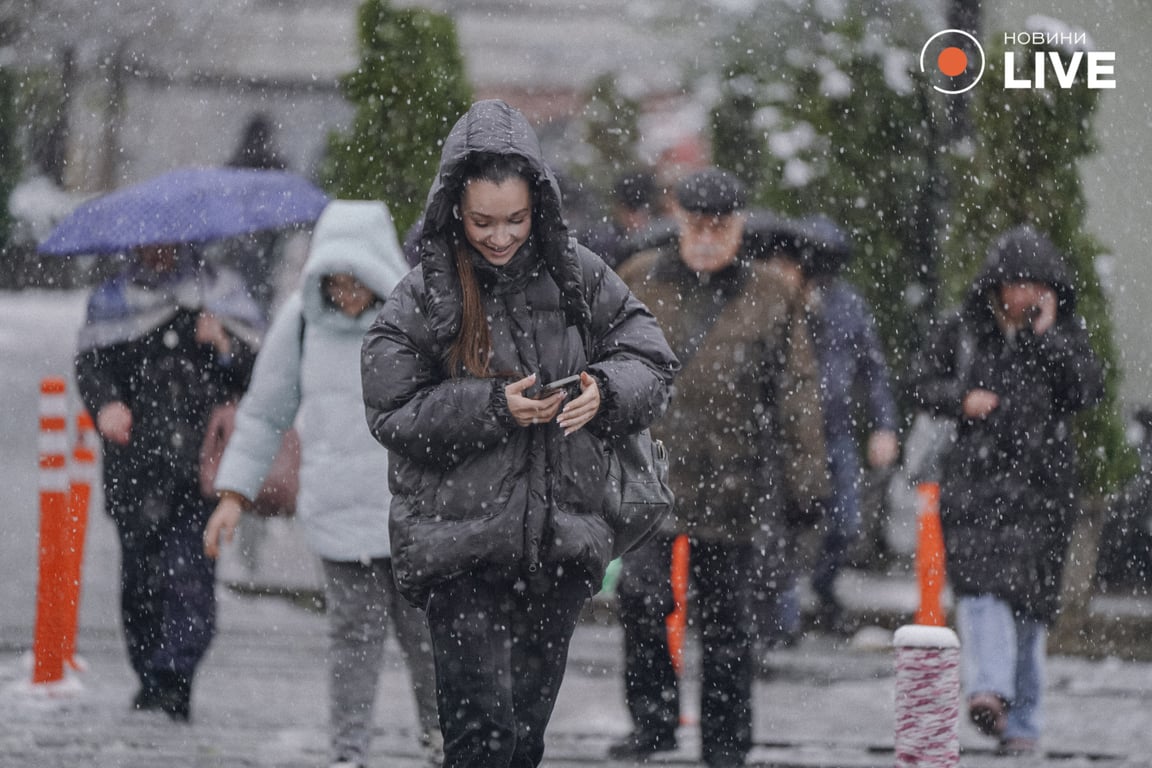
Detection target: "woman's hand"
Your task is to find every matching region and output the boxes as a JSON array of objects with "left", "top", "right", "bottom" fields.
[
  {"left": 96, "top": 401, "right": 133, "bottom": 445},
  {"left": 505, "top": 374, "right": 566, "bottom": 427},
  {"left": 203, "top": 492, "right": 248, "bottom": 559},
  {"left": 557, "top": 372, "right": 601, "bottom": 436},
  {"left": 1030, "top": 286, "right": 1058, "bottom": 335}
]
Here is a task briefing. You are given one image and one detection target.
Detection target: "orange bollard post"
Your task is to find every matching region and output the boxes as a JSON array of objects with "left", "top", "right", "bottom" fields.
[
  {"left": 32, "top": 377, "right": 70, "bottom": 684},
  {"left": 913, "top": 482, "right": 947, "bottom": 627},
  {"left": 61, "top": 410, "right": 96, "bottom": 671},
  {"left": 665, "top": 534, "right": 690, "bottom": 676}
]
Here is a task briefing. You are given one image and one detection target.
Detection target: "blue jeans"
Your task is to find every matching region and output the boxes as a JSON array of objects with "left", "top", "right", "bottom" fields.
[
  {"left": 956, "top": 594, "right": 1046, "bottom": 741},
  {"left": 811, "top": 434, "right": 862, "bottom": 604}
]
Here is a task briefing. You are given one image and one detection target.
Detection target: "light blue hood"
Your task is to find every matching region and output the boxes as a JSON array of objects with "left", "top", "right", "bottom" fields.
[
  {"left": 215, "top": 199, "right": 411, "bottom": 561},
  {"left": 300, "top": 200, "right": 409, "bottom": 328}
]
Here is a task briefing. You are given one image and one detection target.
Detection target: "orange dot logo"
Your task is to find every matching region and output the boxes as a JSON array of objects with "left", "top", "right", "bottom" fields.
[
  {"left": 937, "top": 47, "right": 968, "bottom": 77},
  {"left": 920, "top": 29, "right": 986, "bottom": 94}
]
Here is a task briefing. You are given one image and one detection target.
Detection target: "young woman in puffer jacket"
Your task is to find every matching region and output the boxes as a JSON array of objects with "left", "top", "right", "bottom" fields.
[
  {"left": 361, "top": 100, "right": 679, "bottom": 768},
  {"left": 203, "top": 200, "right": 441, "bottom": 768}
]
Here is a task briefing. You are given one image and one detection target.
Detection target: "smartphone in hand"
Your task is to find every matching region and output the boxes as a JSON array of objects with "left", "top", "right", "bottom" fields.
[{"left": 539, "top": 374, "right": 582, "bottom": 398}]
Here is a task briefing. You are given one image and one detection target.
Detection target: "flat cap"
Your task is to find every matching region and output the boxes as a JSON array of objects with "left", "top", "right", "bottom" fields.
[
  {"left": 613, "top": 170, "right": 658, "bottom": 210},
  {"left": 676, "top": 168, "right": 746, "bottom": 215}
]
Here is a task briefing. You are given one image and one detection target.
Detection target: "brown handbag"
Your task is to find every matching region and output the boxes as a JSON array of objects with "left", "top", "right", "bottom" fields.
[{"left": 199, "top": 400, "right": 301, "bottom": 517}]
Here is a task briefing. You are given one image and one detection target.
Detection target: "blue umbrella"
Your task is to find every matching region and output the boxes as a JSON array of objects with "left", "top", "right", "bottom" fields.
[{"left": 39, "top": 167, "right": 330, "bottom": 256}]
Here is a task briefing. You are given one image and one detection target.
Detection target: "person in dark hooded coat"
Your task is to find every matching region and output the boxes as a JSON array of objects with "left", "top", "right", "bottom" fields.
[
  {"left": 360, "top": 100, "right": 678, "bottom": 768},
  {"left": 913, "top": 225, "right": 1104, "bottom": 755},
  {"left": 74, "top": 244, "right": 261, "bottom": 721}
]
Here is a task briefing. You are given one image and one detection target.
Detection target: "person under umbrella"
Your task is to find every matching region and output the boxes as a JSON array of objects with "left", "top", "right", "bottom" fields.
[{"left": 75, "top": 244, "right": 262, "bottom": 720}]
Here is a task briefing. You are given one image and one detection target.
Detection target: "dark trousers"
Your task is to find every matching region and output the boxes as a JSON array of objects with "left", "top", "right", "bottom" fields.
[
  {"left": 111, "top": 486, "right": 216, "bottom": 690},
  {"left": 618, "top": 536, "right": 754, "bottom": 767},
  {"left": 617, "top": 535, "right": 680, "bottom": 739},
  {"left": 425, "top": 568, "right": 588, "bottom": 768}
]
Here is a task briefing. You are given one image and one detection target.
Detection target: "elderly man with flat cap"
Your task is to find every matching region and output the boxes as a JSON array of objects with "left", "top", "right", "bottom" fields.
[{"left": 609, "top": 167, "right": 829, "bottom": 768}]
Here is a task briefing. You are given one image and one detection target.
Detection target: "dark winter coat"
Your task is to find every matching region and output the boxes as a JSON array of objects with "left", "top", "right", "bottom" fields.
[
  {"left": 616, "top": 244, "right": 829, "bottom": 542},
  {"left": 75, "top": 265, "right": 258, "bottom": 516},
  {"left": 913, "top": 227, "right": 1104, "bottom": 622},
  {"left": 361, "top": 100, "right": 678, "bottom": 605},
  {"left": 807, "top": 276, "right": 898, "bottom": 440}
]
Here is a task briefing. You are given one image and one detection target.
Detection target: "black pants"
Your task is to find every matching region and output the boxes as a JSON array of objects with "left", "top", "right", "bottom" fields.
[
  {"left": 425, "top": 567, "right": 588, "bottom": 768},
  {"left": 617, "top": 535, "right": 680, "bottom": 740},
  {"left": 110, "top": 485, "right": 216, "bottom": 692},
  {"left": 617, "top": 536, "right": 754, "bottom": 767}
]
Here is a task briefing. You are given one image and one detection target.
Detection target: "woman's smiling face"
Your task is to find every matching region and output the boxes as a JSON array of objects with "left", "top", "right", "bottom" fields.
[{"left": 460, "top": 177, "right": 532, "bottom": 266}]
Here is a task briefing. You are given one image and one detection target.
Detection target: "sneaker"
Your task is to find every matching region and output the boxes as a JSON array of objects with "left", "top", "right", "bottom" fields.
[
  {"left": 997, "top": 738, "right": 1038, "bottom": 756},
  {"left": 606, "top": 730, "right": 677, "bottom": 760},
  {"left": 967, "top": 692, "right": 1007, "bottom": 738}
]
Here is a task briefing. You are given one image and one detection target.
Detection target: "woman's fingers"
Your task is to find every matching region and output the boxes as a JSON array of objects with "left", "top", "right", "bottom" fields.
[
  {"left": 505, "top": 373, "right": 537, "bottom": 397},
  {"left": 557, "top": 374, "right": 600, "bottom": 435}
]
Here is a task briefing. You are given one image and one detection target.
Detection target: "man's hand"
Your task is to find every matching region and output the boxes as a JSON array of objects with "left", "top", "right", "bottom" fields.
[
  {"left": 195, "top": 312, "right": 233, "bottom": 357},
  {"left": 962, "top": 389, "right": 1000, "bottom": 420},
  {"left": 96, "top": 401, "right": 133, "bottom": 445},
  {"left": 866, "top": 429, "right": 899, "bottom": 469}
]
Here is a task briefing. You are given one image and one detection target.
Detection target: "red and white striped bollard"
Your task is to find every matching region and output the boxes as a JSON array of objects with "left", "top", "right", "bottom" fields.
[{"left": 894, "top": 624, "right": 960, "bottom": 767}]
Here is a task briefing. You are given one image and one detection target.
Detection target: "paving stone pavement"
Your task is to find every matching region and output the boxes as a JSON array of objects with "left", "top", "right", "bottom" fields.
[{"left": 5, "top": 580, "right": 1152, "bottom": 768}]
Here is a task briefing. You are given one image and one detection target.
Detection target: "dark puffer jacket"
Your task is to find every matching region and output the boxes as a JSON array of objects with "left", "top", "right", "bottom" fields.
[
  {"left": 361, "top": 100, "right": 678, "bottom": 604},
  {"left": 913, "top": 226, "right": 1104, "bottom": 622}
]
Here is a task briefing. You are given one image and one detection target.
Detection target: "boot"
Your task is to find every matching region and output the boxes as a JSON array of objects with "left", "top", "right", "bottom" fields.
[{"left": 152, "top": 670, "right": 193, "bottom": 722}]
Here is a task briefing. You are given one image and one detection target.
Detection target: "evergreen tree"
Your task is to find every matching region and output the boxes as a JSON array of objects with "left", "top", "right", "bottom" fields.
[
  {"left": 579, "top": 72, "right": 642, "bottom": 193},
  {"left": 0, "top": 68, "right": 18, "bottom": 252},
  {"left": 711, "top": 0, "right": 937, "bottom": 376},
  {"left": 323, "top": 0, "right": 472, "bottom": 236},
  {"left": 710, "top": 4, "right": 1130, "bottom": 491}
]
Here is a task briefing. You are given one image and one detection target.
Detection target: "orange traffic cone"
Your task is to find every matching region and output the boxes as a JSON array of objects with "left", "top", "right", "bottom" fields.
[
  {"left": 665, "top": 534, "right": 690, "bottom": 676},
  {"left": 61, "top": 411, "right": 96, "bottom": 671},
  {"left": 32, "top": 378, "right": 70, "bottom": 684},
  {"left": 914, "top": 482, "right": 947, "bottom": 626}
]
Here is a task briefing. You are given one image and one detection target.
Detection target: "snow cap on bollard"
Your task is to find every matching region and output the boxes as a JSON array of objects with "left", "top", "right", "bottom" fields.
[
  {"left": 894, "top": 624, "right": 959, "bottom": 649},
  {"left": 894, "top": 624, "right": 960, "bottom": 768}
]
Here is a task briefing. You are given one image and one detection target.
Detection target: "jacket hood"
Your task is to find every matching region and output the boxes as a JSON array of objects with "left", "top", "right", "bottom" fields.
[
  {"left": 418, "top": 99, "right": 588, "bottom": 343},
  {"left": 301, "top": 200, "right": 409, "bottom": 325},
  {"left": 967, "top": 225, "right": 1077, "bottom": 318}
]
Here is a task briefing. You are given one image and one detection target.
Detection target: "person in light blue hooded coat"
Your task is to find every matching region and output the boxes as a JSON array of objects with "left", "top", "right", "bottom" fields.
[{"left": 204, "top": 200, "right": 440, "bottom": 768}]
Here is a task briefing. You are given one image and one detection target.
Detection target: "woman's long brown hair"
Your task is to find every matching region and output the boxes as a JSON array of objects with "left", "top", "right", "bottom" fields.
[{"left": 447, "top": 153, "right": 535, "bottom": 378}]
